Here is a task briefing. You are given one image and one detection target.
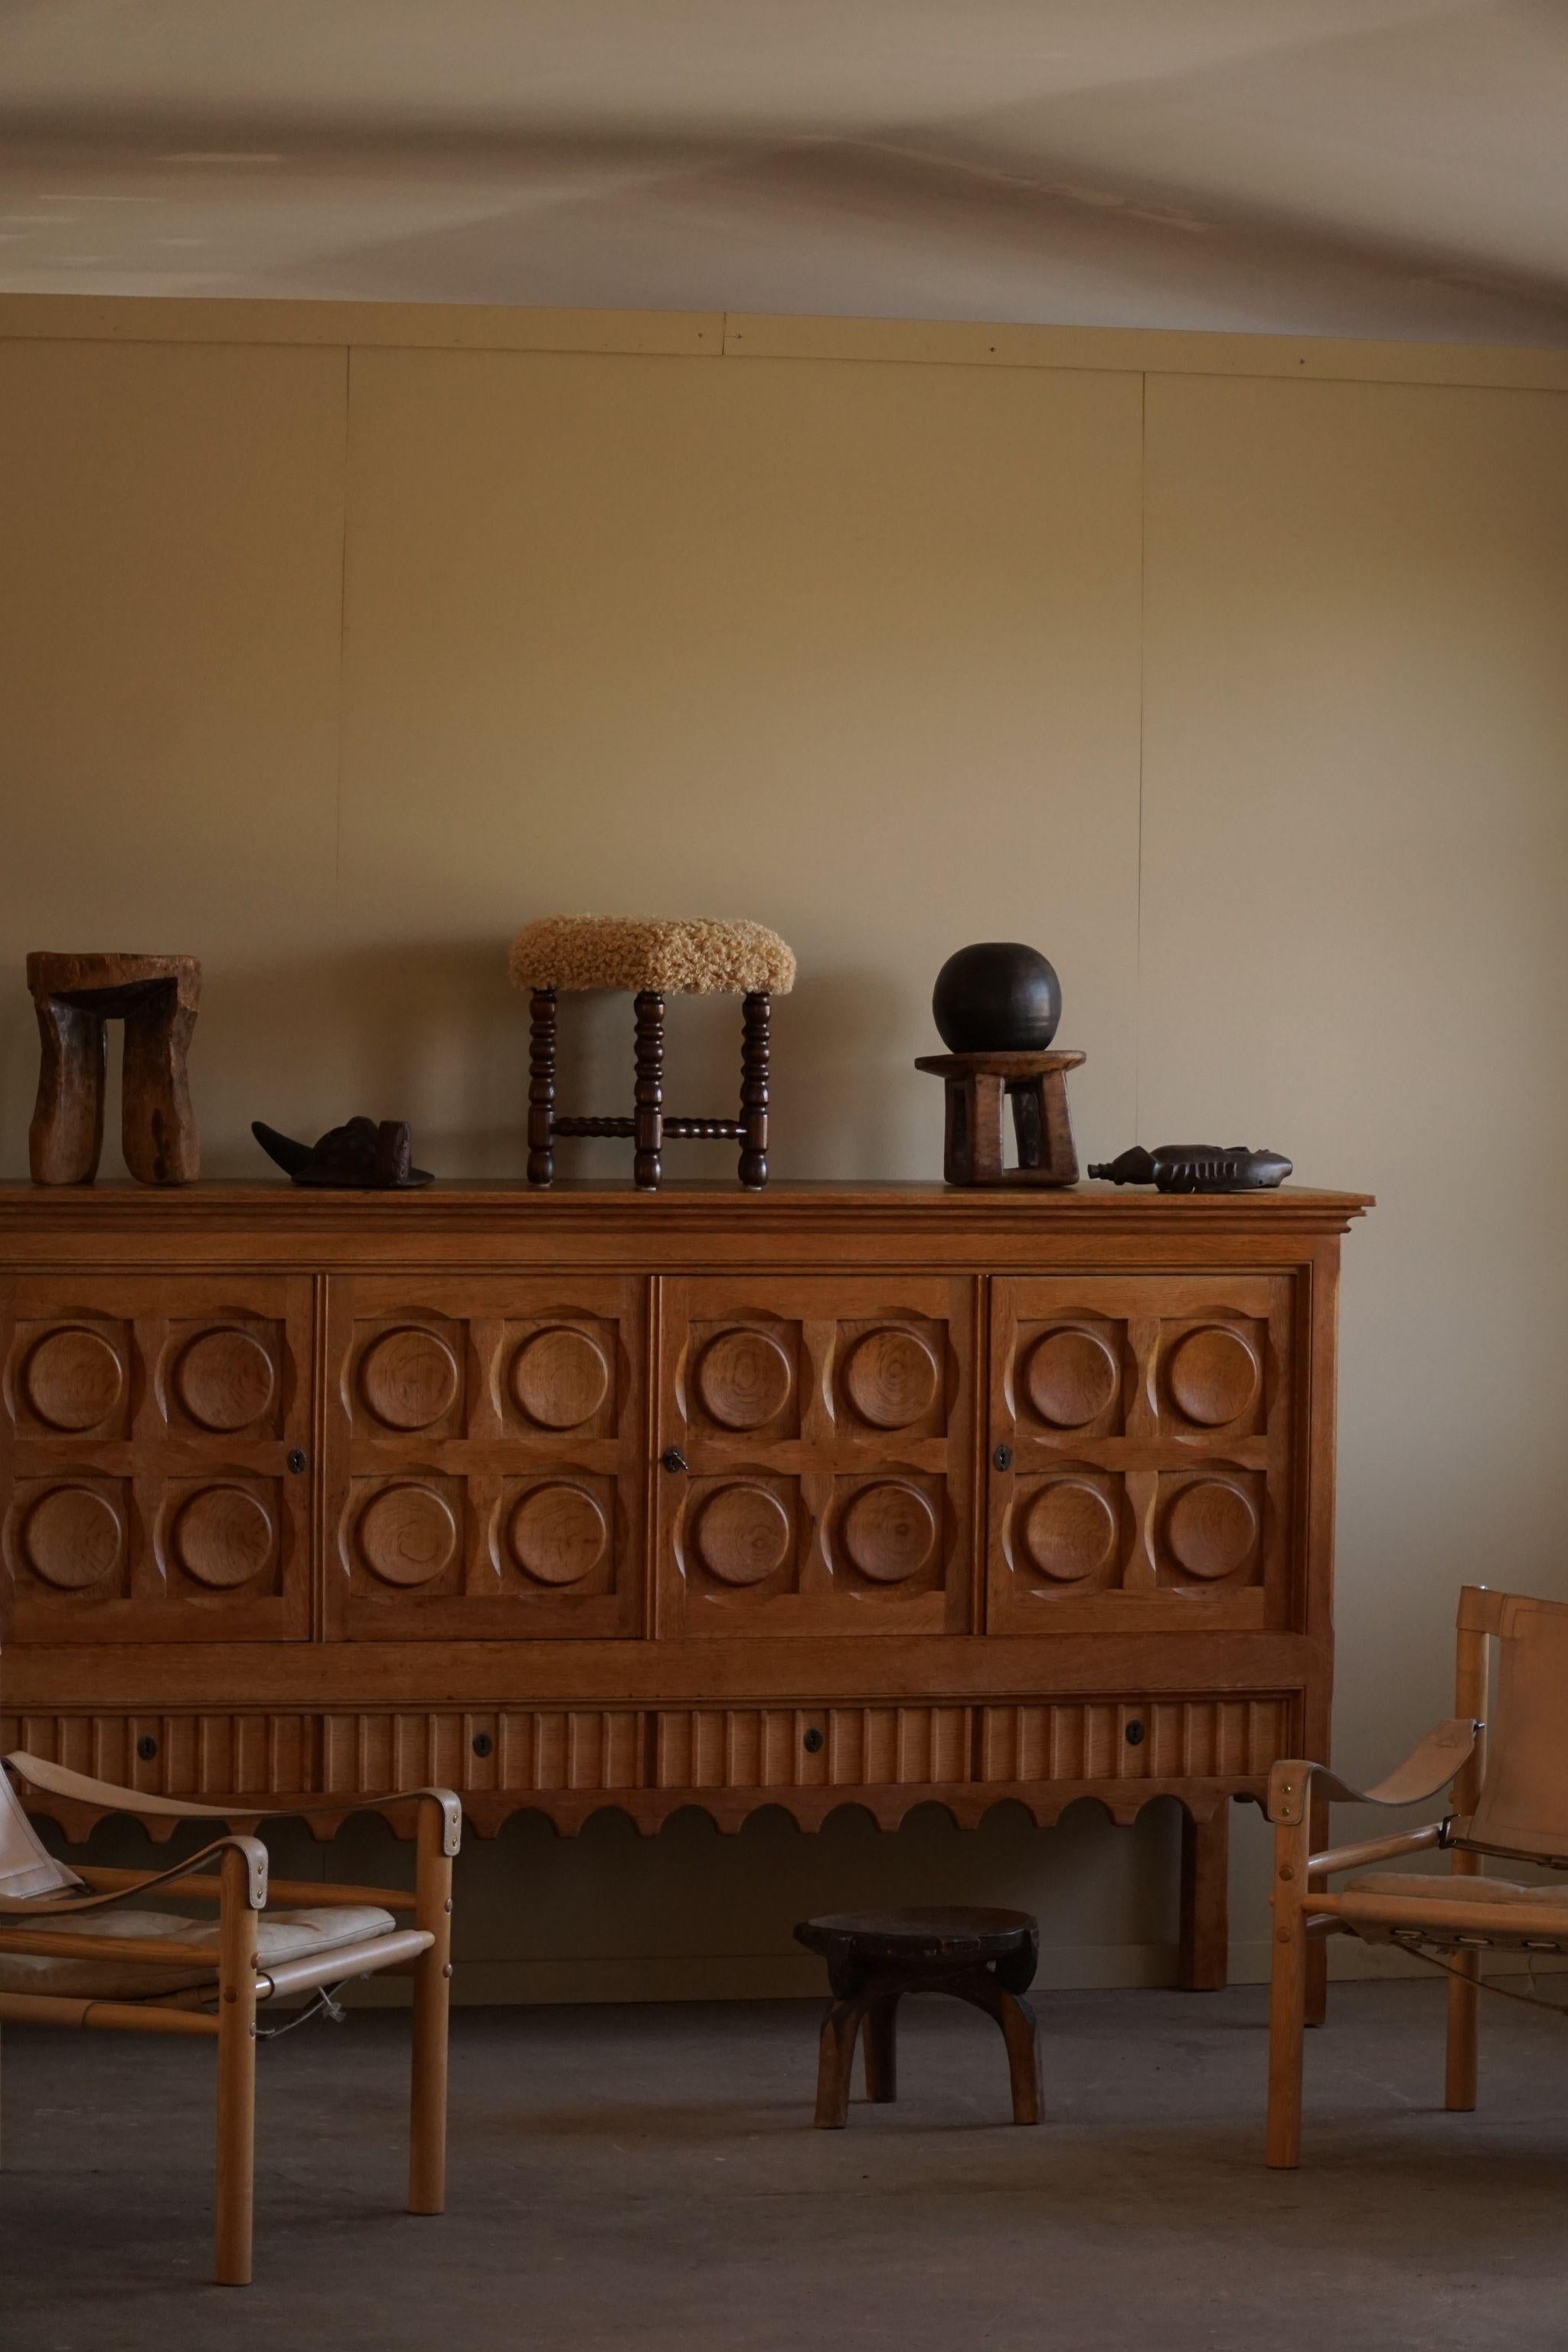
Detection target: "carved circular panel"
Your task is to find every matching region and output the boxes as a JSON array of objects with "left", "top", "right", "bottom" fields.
[
  {"left": 694, "top": 1483, "right": 792, "bottom": 1586},
  {"left": 21, "top": 1485, "right": 123, "bottom": 1589},
  {"left": 358, "top": 1327, "right": 459, "bottom": 1431},
  {"left": 1022, "top": 1478, "right": 1118, "bottom": 1583},
  {"left": 1025, "top": 1328, "right": 1119, "bottom": 1429},
  {"left": 840, "top": 1481, "right": 938, "bottom": 1584},
  {"left": 508, "top": 1482, "right": 608, "bottom": 1586},
  {"left": 1166, "top": 1478, "right": 1258, "bottom": 1580},
  {"left": 511, "top": 1328, "right": 610, "bottom": 1430},
  {"left": 1167, "top": 1326, "right": 1260, "bottom": 1427},
  {"left": 172, "top": 1485, "right": 274, "bottom": 1589},
  {"left": 358, "top": 1483, "right": 459, "bottom": 1586},
  {"left": 175, "top": 1328, "right": 275, "bottom": 1432},
  {"left": 843, "top": 1328, "right": 940, "bottom": 1431},
  {"left": 696, "top": 1329, "right": 793, "bottom": 1431},
  {"left": 24, "top": 1328, "right": 123, "bottom": 1431}
]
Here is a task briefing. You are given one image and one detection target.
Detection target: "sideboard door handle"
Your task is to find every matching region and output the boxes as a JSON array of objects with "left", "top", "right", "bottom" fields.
[
  {"left": 993, "top": 1442, "right": 1013, "bottom": 1472},
  {"left": 662, "top": 1446, "right": 688, "bottom": 1474}
]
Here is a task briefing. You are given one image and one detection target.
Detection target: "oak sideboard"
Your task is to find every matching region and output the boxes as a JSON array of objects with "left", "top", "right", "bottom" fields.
[{"left": 0, "top": 1178, "right": 1369, "bottom": 1989}]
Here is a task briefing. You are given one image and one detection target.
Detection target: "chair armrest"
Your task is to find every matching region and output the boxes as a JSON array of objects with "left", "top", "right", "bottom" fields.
[
  {"left": 6, "top": 1753, "right": 462, "bottom": 1860},
  {"left": 0, "top": 1831, "right": 269, "bottom": 1918},
  {"left": 1268, "top": 1717, "right": 1479, "bottom": 1827}
]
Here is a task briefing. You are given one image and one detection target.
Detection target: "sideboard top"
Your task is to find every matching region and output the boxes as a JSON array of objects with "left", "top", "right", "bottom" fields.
[{"left": 0, "top": 1175, "right": 1374, "bottom": 1246}]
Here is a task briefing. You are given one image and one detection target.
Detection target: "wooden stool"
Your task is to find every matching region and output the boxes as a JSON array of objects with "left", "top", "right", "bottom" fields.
[
  {"left": 27, "top": 951, "right": 201, "bottom": 1187},
  {"left": 914, "top": 1050, "right": 1083, "bottom": 1187},
  {"left": 795, "top": 1906, "right": 1043, "bottom": 2128},
  {"left": 508, "top": 917, "right": 795, "bottom": 1191}
]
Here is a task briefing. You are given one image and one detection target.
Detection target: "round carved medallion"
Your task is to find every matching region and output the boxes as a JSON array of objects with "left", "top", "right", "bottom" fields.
[
  {"left": 358, "top": 1327, "right": 459, "bottom": 1431},
  {"left": 1166, "top": 1478, "right": 1257, "bottom": 1579},
  {"left": 511, "top": 1328, "right": 610, "bottom": 1430},
  {"left": 172, "top": 1484, "right": 274, "bottom": 1589},
  {"left": 1025, "top": 1328, "right": 1119, "bottom": 1429},
  {"left": 694, "top": 1483, "right": 792, "bottom": 1586},
  {"left": 508, "top": 1482, "right": 608, "bottom": 1585},
  {"left": 175, "top": 1328, "right": 276, "bottom": 1432},
  {"left": 358, "top": 1483, "right": 459, "bottom": 1586},
  {"left": 842, "top": 1328, "right": 939, "bottom": 1431},
  {"left": 24, "top": 1327, "right": 123, "bottom": 1432},
  {"left": 696, "top": 1328, "right": 794, "bottom": 1431},
  {"left": 21, "top": 1484, "right": 123, "bottom": 1589},
  {"left": 1022, "top": 1478, "right": 1118, "bottom": 1583},
  {"left": 840, "top": 1481, "right": 938, "bottom": 1583},
  {"left": 1167, "top": 1326, "right": 1260, "bottom": 1428}
]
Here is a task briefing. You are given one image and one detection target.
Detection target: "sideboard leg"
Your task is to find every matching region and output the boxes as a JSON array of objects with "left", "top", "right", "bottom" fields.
[
  {"left": 527, "top": 988, "right": 557, "bottom": 1186},
  {"left": 632, "top": 991, "right": 664, "bottom": 1191},
  {"left": 1178, "top": 1802, "right": 1230, "bottom": 1991}
]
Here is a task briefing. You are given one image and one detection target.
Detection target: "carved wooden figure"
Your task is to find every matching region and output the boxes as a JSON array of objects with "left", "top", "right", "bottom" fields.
[
  {"left": 508, "top": 917, "right": 796, "bottom": 1191},
  {"left": 27, "top": 952, "right": 200, "bottom": 1187}
]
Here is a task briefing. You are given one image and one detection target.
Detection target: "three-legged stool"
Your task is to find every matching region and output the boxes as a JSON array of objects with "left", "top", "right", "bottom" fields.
[{"left": 795, "top": 1906, "right": 1043, "bottom": 2128}]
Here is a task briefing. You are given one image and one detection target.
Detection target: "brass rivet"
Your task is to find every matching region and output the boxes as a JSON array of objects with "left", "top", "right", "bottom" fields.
[
  {"left": 443, "top": 1962, "right": 453, "bottom": 1979},
  {"left": 444, "top": 1897, "right": 453, "bottom": 1914}
]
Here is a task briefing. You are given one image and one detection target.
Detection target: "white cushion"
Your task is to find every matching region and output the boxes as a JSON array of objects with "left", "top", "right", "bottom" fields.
[{"left": 0, "top": 1903, "right": 397, "bottom": 1999}]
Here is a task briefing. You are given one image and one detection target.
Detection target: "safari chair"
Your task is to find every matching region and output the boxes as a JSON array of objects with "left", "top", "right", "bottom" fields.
[
  {"left": 0, "top": 1751, "right": 460, "bottom": 2283},
  {"left": 1267, "top": 1584, "right": 1568, "bottom": 2167}
]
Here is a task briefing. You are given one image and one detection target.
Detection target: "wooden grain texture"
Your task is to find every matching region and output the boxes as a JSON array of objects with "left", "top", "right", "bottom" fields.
[{"left": 0, "top": 1181, "right": 1366, "bottom": 1991}]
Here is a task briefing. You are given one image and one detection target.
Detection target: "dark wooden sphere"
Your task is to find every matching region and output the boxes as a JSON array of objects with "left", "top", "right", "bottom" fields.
[{"left": 932, "top": 942, "right": 1061, "bottom": 1054}]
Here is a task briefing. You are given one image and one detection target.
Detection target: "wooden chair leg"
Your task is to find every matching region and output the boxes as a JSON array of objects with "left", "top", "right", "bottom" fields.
[
  {"left": 633, "top": 991, "right": 664, "bottom": 1191},
  {"left": 1266, "top": 1811, "right": 1310, "bottom": 2168},
  {"left": 956, "top": 1970, "right": 1043, "bottom": 2125},
  {"left": 215, "top": 1844, "right": 259, "bottom": 2287},
  {"left": 1178, "top": 1804, "right": 1230, "bottom": 1991},
  {"left": 814, "top": 1997, "right": 866, "bottom": 2128},
  {"left": 862, "top": 1992, "right": 900, "bottom": 2103},
  {"left": 410, "top": 1797, "right": 454, "bottom": 2214},
  {"left": 739, "top": 991, "right": 770, "bottom": 1190},
  {"left": 527, "top": 988, "right": 557, "bottom": 1187}
]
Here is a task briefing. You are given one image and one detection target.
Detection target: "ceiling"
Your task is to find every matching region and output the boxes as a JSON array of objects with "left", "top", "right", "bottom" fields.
[{"left": 1, "top": 0, "right": 1565, "bottom": 342}]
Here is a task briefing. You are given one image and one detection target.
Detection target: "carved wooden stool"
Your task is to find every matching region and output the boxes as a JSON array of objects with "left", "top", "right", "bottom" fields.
[
  {"left": 27, "top": 951, "right": 201, "bottom": 1187},
  {"left": 508, "top": 917, "right": 796, "bottom": 1192},
  {"left": 914, "top": 1049, "right": 1083, "bottom": 1187},
  {"left": 795, "top": 1906, "right": 1043, "bottom": 2128}
]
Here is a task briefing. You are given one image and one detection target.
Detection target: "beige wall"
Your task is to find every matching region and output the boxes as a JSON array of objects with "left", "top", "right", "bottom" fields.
[{"left": 4, "top": 299, "right": 1567, "bottom": 1998}]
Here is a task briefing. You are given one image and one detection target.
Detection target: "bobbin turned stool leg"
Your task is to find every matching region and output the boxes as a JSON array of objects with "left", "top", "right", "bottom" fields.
[
  {"left": 633, "top": 991, "right": 665, "bottom": 1191},
  {"left": 739, "top": 990, "right": 771, "bottom": 1191},
  {"left": 527, "top": 988, "right": 557, "bottom": 1187}
]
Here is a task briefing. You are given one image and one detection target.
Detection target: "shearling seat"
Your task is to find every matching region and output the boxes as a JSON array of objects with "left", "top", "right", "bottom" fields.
[
  {"left": 508, "top": 916, "right": 795, "bottom": 998},
  {"left": 0, "top": 1901, "right": 399, "bottom": 1998}
]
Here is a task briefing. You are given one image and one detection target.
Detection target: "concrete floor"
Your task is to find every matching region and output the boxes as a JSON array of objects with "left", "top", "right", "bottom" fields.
[{"left": 3, "top": 1981, "right": 1567, "bottom": 2351}]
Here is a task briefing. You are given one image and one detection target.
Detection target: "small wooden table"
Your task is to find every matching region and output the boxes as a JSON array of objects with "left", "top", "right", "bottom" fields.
[
  {"left": 795, "top": 1906, "right": 1043, "bottom": 2128},
  {"left": 914, "top": 1050, "right": 1083, "bottom": 1187}
]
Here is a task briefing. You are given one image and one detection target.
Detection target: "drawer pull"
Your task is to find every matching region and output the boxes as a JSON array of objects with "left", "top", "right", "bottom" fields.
[
  {"left": 662, "top": 1446, "right": 688, "bottom": 1475},
  {"left": 471, "top": 1731, "right": 494, "bottom": 1759},
  {"left": 1125, "top": 1721, "right": 1145, "bottom": 1746},
  {"left": 136, "top": 1734, "right": 159, "bottom": 1761},
  {"left": 802, "top": 1726, "right": 825, "bottom": 1755}
]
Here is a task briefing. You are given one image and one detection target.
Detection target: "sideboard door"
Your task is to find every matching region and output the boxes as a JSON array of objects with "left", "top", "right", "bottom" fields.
[
  {"left": 987, "top": 1274, "right": 1295, "bottom": 1635},
  {"left": 1, "top": 1273, "right": 312, "bottom": 1642},
  {"left": 656, "top": 1276, "right": 975, "bottom": 1636},
  {"left": 325, "top": 1275, "right": 644, "bottom": 1638}
]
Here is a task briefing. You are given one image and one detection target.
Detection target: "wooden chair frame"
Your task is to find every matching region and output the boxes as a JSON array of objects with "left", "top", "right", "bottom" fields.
[
  {"left": 1263, "top": 1583, "right": 1561, "bottom": 2167},
  {"left": 0, "top": 1753, "right": 459, "bottom": 2284}
]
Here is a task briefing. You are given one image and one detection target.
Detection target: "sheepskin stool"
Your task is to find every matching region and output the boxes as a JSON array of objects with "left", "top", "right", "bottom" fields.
[{"left": 508, "top": 916, "right": 796, "bottom": 1191}]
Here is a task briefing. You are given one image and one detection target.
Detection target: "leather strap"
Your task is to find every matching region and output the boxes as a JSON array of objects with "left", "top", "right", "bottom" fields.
[
  {"left": 1269, "top": 1718, "right": 1479, "bottom": 1826},
  {"left": 0, "top": 1830, "right": 269, "bottom": 1916},
  {"left": 5, "top": 1753, "right": 462, "bottom": 1858}
]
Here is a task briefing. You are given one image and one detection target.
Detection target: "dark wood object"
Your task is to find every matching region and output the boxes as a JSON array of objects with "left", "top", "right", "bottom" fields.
[
  {"left": 252, "top": 1118, "right": 433, "bottom": 1189},
  {"left": 27, "top": 952, "right": 200, "bottom": 1187},
  {"left": 916, "top": 1050, "right": 1083, "bottom": 1187},
  {"left": 1090, "top": 1145, "right": 1292, "bottom": 1194},
  {"left": 0, "top": 1179, "right": 1370, "bottom": 2001},
  {"left": 530, "top": 986, "right": 772, "bottom": 1192},
  {"left": 796, "top": 1906, "right": 1042, "bottom": 2126}
]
